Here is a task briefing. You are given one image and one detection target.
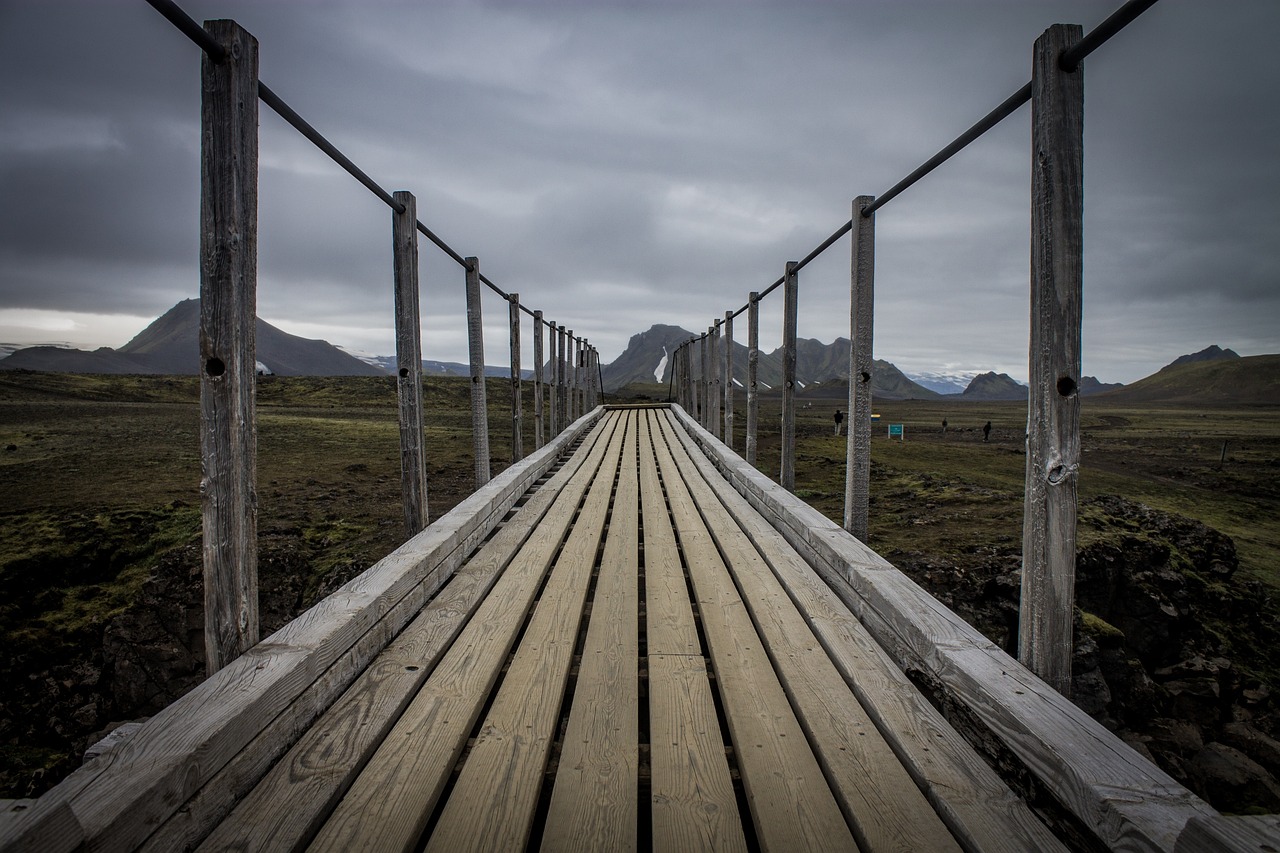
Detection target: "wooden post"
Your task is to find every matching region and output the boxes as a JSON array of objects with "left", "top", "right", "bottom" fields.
[
  {"left": 723, "top": 309, "right": 735, "bottom": 450},
  {"left": 508, "top": 293, "right": 523, "bottom": 464},
  {"left": 547, "top": 318, "right": 558, "bottom": 437},
  {"left": 1020, "top": 23, "right": 1085, "bottom": 698},
  {"left": 844, "top": 196, "right": 875, "bottom": 541},
  {"left": 746, "top": 291, "right": 759, "bottom": 466},
  {"left": 567, "top": 330, "right": 577, "bottom": 423},
  {"left": 200, "top": 19, "right": 259, "bottom": 676},
  {"left": 465, "top": 258, "right": 490, "bottom": 487},
  {"left": 781, "top": 261, "right": 799, "bottom": 491},
  {"left": 557, "top": 325, "right": 567, "bottom": 432},
  {"left": 392, "top": 190, "right": 428, "bottom": 539},
  {"left": 701, "top": 331, "right": 712, "bottom": 430},
  {"left": 710, "top": 320, "right": 722, "bottom": 441},
  {"left": 533, "top": 310, "right": 545, "bottom": 449}
]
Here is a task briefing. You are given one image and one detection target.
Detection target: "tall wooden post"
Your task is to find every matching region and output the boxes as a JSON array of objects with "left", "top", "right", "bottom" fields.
[
  {"left": 557, "top": 325, "right": 568, "bottom": 432},
  {"left": 710, "top": 321, "right": 722, "bottom": 441},
  {"left": 844, "top": 196, "right": 875, "bottom": 541},
  {"left": 533, "top": 310, "right": 545, "bottom": 449},
  {"left": 746, "top": 292, "right": 760, "bottom": 466},
  {"left": 781, "top": 261, "right": 799, "bottom": 491},
  {"left": 723, "top": 310, "right": 735, "bottom": 450},
  {"left": 1020, "top": 23, "right": 1084, "bottom": 698},
  {"left": 547, "top": 318, "right": 558, "bottom": 437},
  {"left": 392, "top": 190, "right": 428, "bottom": 539},
  {"left": 700, "top": 331, "right": 711, "bottom": 430},
  {"left": 200, "top": 19, "right": 259, "bottom": 676},
  {"left": 567, "top": 330, "right": 577, "bottom": 423},
  {"left": 508, "top": 293, "right": 523, "bottom": 464},
  {"left": 465, "top": 258, "right": 490, "bottom": 487}
]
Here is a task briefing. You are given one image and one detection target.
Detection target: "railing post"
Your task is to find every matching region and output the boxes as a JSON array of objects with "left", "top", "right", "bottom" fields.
[
  {"left": 567, "top": 329, "right": 577, "bottom": 422},
  {"left": 781, "top": 261, "right": 799, "bottom": 491},
  {"left": 711, "top": 320, "right": 722, "bottom": 441},
  {"left": 844, "top": 196, "right": 875, "bottom": 541},
  {"left": 547, "top": 319, "right": 558, "bottom": 436},
  {"left": 533, "top": 310, "right": 545, "bottom": 449},
  {"left": 557, "top": 324, "right": 567, "bottom": 432},
  {"left": 508, "top": 293, "right": 523, "bottom": 464},
  {"left": 200, "top": 19, "right": 259, "bottom": 676},
  {"left": 465, "top": 257, "right": 490, "bottom": 487},
  {"left": 392, "top": 190, "right": 429, "bottom": 539},
  {"left": 701, "top": 330, "right": 711, "bottom": 430},
  {"left": 746, "top": 292, "right": 759, "bottom": 466},
  {"left": 723, "top": 310, "right": 735, "bottom": 450},
  {"left": 1020, "top": 23, "right": 1085, "bottom": 698}
]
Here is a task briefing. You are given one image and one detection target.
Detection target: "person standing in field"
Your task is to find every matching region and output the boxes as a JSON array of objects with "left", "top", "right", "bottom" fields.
[
  {"left": 983, "top": 421, "right": 992, "bottom": 442},
  {"left": 834, "top": 409, "right": 844, "bottom": 436}
]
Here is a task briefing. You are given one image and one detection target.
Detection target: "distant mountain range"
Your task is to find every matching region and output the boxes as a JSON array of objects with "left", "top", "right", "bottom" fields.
[{"left": 2, "top": 307, "right": 1270, "bottom": 405}]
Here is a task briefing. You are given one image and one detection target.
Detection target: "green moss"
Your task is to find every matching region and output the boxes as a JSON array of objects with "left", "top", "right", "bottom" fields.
[{"left": 1080, "top": 610, "right": 1125, "bottom": 641}]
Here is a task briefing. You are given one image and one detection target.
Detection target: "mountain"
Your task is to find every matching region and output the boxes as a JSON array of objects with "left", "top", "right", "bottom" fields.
[
  {"left": 961, "top": 372, "right": 1027, "bottom": 401},
  {"left": 1163, "top": 345, "right": 1240, "bottom": 371},
  {"left": 1100, "top": 353, "right": 1278, "bottom": 405},
  {"left": 351, "top": 352, "right": 532, "bottom": 380},
  {"left": 601, "top": 324, "right": 937, "bottom": 399},
  {"left": 0, "top": 300, "right": 387, "bottom": 377},
  {"left": 1079, "top": 376, "right": 1123, "bottom": 396}
]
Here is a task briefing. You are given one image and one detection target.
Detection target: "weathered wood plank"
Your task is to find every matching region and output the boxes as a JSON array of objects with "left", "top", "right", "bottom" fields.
[
  {"left": 1021, "top": 22, "right": 1085, "bottom": 696},
  {"left": 308, "top": 413, "right": 622, "bottom": 853},
  {"left": 650, "top": 414, "right": 854, "bottom": 852},
  {"left": 422, "top": 413, "right": 629, "bottom": 853},
  {"left": 191, "top": 423, "right": 609, "bottom": 852},
  {"left": 654, "top": 412, "right": 959, "bottom": 853},
  {"left": 662, "top": 408, "right": 1068, "bottom": 853},
  {"left": 1174, "top": 814, "right": 1280, "bottom": 853},
  {"left": 540, "top": 411, "right": 640, "bottom": 852},
  {"left": 199, "top": 18, "right": 260, "bottom": 678},
  {"left": 669, "top": 403, "right": 1219, "bottom": 853}
]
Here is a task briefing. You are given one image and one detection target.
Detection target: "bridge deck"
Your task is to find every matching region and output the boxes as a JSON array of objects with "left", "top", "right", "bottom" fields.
[
  {"left": 4, "top": 406, "right": 1247, "bottom": 852},
  {"left": 201, "top": 407, "right": 1059, "bottom": 852}
]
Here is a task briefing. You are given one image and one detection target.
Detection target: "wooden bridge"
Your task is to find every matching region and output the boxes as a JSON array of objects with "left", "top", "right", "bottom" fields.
[{"left": 3, "top": 405, "right": 1270, "bottom": 852}]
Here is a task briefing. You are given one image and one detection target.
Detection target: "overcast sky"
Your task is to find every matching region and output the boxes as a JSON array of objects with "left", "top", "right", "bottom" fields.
[{"left": 1, "top": 0, "right": 1277, "bottom": 384}]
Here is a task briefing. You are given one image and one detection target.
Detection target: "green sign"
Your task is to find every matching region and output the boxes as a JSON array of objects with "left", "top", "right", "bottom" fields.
[{"left": 888, "top": 423, "right": 904, "bottom": 439}]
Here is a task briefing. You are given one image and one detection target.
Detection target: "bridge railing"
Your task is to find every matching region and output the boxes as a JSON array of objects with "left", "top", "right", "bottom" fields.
[
  {"left": 146, "top": 0, "right": 602, "bottom": 674},
  {"left": 669, "top": 0, "right": 1158, "bottom": 696}
]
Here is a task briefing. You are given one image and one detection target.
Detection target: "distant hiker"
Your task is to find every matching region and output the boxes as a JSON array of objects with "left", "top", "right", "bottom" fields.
[
  {"left": 983, "top": 421, "right": 992, "bottom": 442},
  {"left": 834, "top": 409, "right": 844, "bottom": 436},
  {"left": 942, "top": 418, "right": 948, "bottom": 434}
]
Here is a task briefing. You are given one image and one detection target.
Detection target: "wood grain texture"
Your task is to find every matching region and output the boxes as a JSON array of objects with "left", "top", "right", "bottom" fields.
[
  {"left": 780, "top": 262, "right": 798, "bottom": 492},
  {"left": 423, "top": 413, "right": 629, "bottom": 853},
  {"left": 540, "top": 412, "right": 639, "bottom": 852},
  {"left": 1174, "top": 814, "right": 1280, "bottom": 853},
  {"left": 309, "top": 414, "right": 622, "bottom": 853},
  {"left": 465, "top": 257, "right": 491, "bottom": 487},
  {"left": 843, "top": 196, "right": 874, "bottom": 541},
  {"left": 1020, "top": 23, "right": 1085, "bottom": 696},
  {"left": 195, "top": 425, "right": 607, "bottom": 852},
  {"left": 651, "top": 414, "right": 855, "bottom": 852},
  {"left": 199, "top": 19, "right": 260, "bottom": 677},
  {"left": 638, "top": 411, "right": 746, "bottom": 851},
  {"left": 664, "top": 409, "right": 1068, "bottom": 853},
  {"left": 654, "top": 412, "right": 960, "bottom": 853},
  {"left": 393, "top": 190, "right": 429, "bottom": 536},
  {"left": 668, "top": 403, "right": 1220, "bottom": 853}
]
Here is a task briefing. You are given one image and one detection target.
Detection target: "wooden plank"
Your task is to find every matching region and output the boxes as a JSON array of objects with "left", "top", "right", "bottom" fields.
[
  {"left": 199, "top": 18, "right": 260, "bottom": 678},
  {"left": 1174, "top": 814, "right": 1280, "bottom": 853},
  {"left": 308, "top": 413, "right": 623, "bottom": 853},
  {"left": 668, "top": 403, "right": 1220, "bottom": 853},
  {"left": 650, "top": 415, "right": 854, "bottom": 852},
  {"left": 1021, "top": 23, "right": 1085, "bottom": 696},
  {"left": 190, "top": 423, "right": 610, "bottom": 852},
  {"left": 465, "top": 257, "right": 491, "bottom": 487},
  {"left": 654, "top": 412, "right": 958, "bottom": 853},
  {"left": 0, "top": 412, "right": 600, "bottom": 853},
  {"left": 393, "top": 189, "right": 429, "bottom": 536},
  {"left": 638, "top": 411, "right": 746, "bottom": 852},
  {"left": 662, "top": 409, "right": 1067, "bottom": 853},
  {"left": 540, "top": 412, "right": 640, "bottom": 852},
  {"left": 843, "top": 195, "right": 874, "bottom": 541},
  {"left": 422, "top": 412, "right": 630, "bottom": 853}
]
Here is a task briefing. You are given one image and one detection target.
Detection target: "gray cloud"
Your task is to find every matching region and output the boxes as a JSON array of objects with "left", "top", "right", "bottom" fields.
[{"left": 1, "top": 0, "right": 1276, "bottom": 384}]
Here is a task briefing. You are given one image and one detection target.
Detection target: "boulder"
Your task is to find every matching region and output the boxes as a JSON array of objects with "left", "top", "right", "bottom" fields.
[{"left": 1189, "top": 742, "right": 1280, "bottom": 813}]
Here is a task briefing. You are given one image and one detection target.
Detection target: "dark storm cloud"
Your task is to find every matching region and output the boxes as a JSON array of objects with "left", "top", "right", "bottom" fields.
[{"left": 1, "top": 0, "right": 1277, "bottom": 383}]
